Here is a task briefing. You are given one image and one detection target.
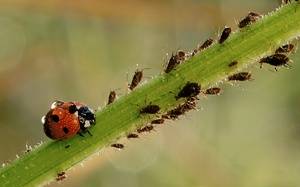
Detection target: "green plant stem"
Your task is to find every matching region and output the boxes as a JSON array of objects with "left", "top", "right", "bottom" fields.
[{"left": 1, "top": 2, "right": 300, "bottom": 187}]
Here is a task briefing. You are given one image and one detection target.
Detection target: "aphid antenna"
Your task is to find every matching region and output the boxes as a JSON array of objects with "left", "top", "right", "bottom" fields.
[
  {"left": 111, "top": 87, "right": 122, "bottom": 97},
  {"left": 215, "top": 25, "right": 220, "bottom": 38},
  {"left": 137, "top": 67, "right": 151, "bottom": 82},
  {"left": 255, "top": 63, "right": 276, "bottom": 73},
  {"left": 126, "top": 70, "right": 130, "bottom": 94},
  {"left": 233, "top": 17, "right": 238, "bottom": 27},
  {"left": 226, "top": 80, "right": 243, "bottom": 90},
  {"left": 244, "top": 65, "right": 255, "bottom": 81},
  {"left": 293, "top": 38, "right": 299, "bottom": 53},
  {"left": 103, "top": 91, "right": 107, "bottom": 106},
  {"left": 139, "top": 67, "right": 151, "bottom": 71},
  {"left": 200, "top": 91, "right": 209, "bottom": 100},
  {"left": 126, "top": 64, "right": 140, "bottom": 92},
  {"left": 110, "top": 87, "right": 121, "bottom": 92},
  {"left": 160, "top": 50, "right": 171, "bottom": 74},
  {"left": 209, "top": 24, "right": 219, "bottom": 44},
  {"left": 161, "top": 48, "right": 169, "bottom": 62}
]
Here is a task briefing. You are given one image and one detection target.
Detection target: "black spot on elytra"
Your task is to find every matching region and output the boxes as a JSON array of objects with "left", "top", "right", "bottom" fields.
[
  {"left": 43, "top": 126, "right": 52, "bottom": 138},
  {"left": 51, "top": 115, "right": 59, "bottom": 122},
  {"left": 68, "top": 104, "right": 77, "bottom": 114},
  {"left": 63, "top": 127, "right": 69, "bottom": 134}
]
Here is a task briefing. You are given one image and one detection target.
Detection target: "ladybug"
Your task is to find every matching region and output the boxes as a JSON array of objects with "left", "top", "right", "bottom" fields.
[{"left": 41, "top": 100, "right": 96, "bottom": 141}]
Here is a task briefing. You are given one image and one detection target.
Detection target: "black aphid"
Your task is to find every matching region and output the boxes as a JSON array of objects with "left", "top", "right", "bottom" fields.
[
  {"left": 150, "top": 118, "right": 165, "bottom": 125},
  {"left": 228, "top": 61, "right": 238, "bottom": 67},
  {"left": 218, "top": 26, "right": 231, "bottom": 44},
  {"left": 165, "top": 53, "right": 180, "bottom": 73},
  {"left": 259, "top": 54, "right": 291, "bottom": 71},
  {"left": 127, "top": 133, "right": 139, "bottom": 139},
  {"left": 274, "top": 44, "right": 296, "bottom": 54},
  {"left": 111, "top": 143, "right": 124, "bottom": 150},
  {"left": 228, "top": 72, "right": 252, "bottom": 81},
  {"left": 140, "top": 104, "right": 161, "bottom": 114},
  {"left": 56, "top": 172, "right": 67, "bottom": 182},
  {"left": 237, "top": 12, "right": 261, "bottom": 28},
  {"left": 198, "top": 38, "right": 213, "bottom": 51},
  {"left": 204, "top": 87, "right": 221, "bottom": 95},
  {"left": 175, "top": 82, "right": 201, "bottom": 100},
  {"left": 177, "top": 49, "right": 186, "bottom": 61},
  {"left": 107, "top": 88, "right": 120, "bottom": 105},
  {"left": 137, "top": 125, "right": 154, "bottom": 133},
  {"left": 128, "top": 67, "right": 148, "bottom": 91},
  {"left": 162, "top": 100, "right": 197, "bottom": 120}
]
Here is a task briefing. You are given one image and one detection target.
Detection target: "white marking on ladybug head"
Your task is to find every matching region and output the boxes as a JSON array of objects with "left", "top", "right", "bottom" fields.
[
  {"left": 41, "top": 116, "right": 46, "bottom": 124},
  {"left": 84, "top": 121, "right": 91, "bottom": 128}
]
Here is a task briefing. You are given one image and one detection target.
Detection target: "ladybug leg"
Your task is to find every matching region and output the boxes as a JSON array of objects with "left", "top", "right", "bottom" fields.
[
  {"left": 60, "top": 139, "right": 70, "bottom": 148},
  {"left": 80, "top": 127, "right": 93, "bottom": 136},
  {"left": 77, "top": 132, "right": 84, "bottom": 137},
  {"left": 86, "top": 129, "right": 92, "bottom": 136}
]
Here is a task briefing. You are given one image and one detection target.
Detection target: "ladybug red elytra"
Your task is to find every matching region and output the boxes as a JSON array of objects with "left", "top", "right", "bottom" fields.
[{"left": 42, "top": 100, "right": 96, "bottom": 140}]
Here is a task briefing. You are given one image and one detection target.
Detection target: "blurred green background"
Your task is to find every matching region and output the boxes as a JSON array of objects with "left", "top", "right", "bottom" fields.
[{"left": 1, "top": 0, "right": 300, "bottom": 186}]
